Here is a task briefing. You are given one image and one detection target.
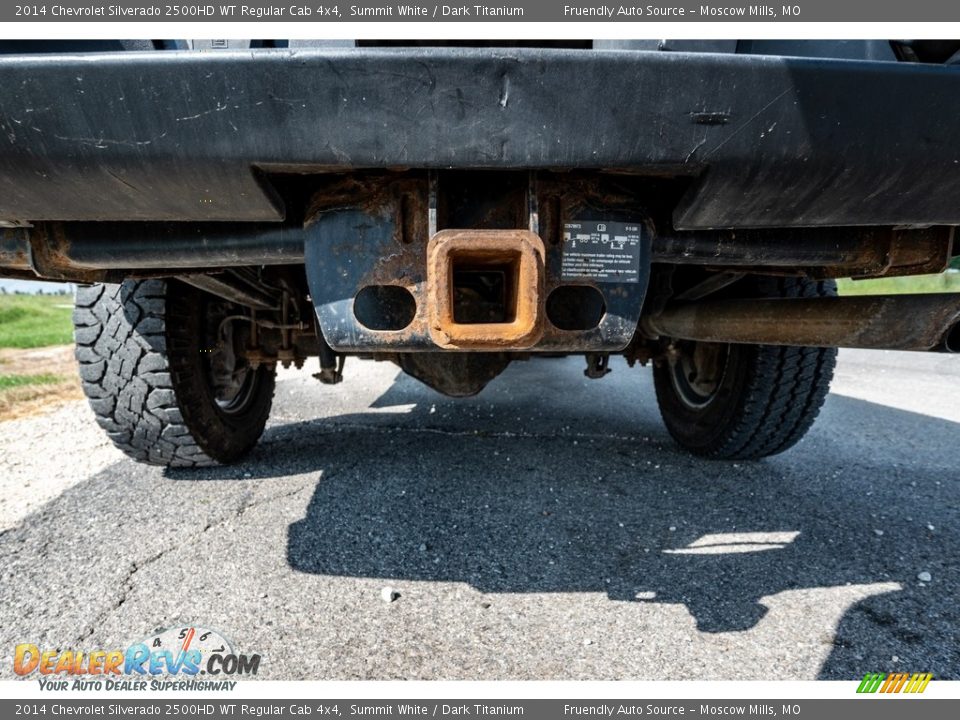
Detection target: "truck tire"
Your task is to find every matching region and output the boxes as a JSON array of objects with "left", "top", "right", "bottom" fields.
[
  {"left": 652, "top": 277, "right": 837, "bottom": 460},
  {"left": 73, "top": 279, "right": 275, "bottom": 467}
]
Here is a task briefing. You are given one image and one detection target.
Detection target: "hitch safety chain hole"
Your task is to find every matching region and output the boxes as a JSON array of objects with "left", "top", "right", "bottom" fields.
[
  {"left": 353, "top": 285, "right": 417, "bottom": 331},
  {"left": 545, "top": 285, "right": 606, "bottom": 331}
]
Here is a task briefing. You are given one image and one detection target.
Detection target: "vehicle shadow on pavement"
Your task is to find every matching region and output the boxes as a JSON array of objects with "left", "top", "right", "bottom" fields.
[{"left": 166, "top": 362, "right": 959, "bottom": 679}]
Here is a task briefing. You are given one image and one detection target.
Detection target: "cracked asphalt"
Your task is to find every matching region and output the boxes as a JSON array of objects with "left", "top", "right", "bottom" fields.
[{"left": 0, "top": 350, "right": 958, "bottom": 680}]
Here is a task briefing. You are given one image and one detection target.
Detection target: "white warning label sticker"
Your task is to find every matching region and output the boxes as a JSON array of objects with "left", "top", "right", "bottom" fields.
[{"left": 561, "top": 220, "right": 642, "bottom": 283}]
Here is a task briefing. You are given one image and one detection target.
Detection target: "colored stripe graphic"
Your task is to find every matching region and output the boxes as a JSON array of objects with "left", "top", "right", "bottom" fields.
[
  {"left": 905, "top": 673, "right": 933, "bottom": 693},
  {"left": 857, "top": 672, "right": 932, "bottom": 693},
  {"left": 857, "top": 673, "right": 886, "bottom": 693},
  {"left": 880, "top": 673, "right": 896, "bottom": 693},
  {"left": 889, "top": 673, "right": 909, "bottom": 693}
]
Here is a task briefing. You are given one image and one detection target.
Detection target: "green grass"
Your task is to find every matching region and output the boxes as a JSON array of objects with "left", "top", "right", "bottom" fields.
[
  {"left": 837, "top": 271, "right": 960, "bottom": 296},
  {"left": 0, "top": 294, "right": 74, "bottom": 348},
  {"left": 0, "top": 372, "right": 64, "bottom": 390}
]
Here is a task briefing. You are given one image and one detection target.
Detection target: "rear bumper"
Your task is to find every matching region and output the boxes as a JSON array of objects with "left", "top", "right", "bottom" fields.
[{"left": 1, "top": 47, "right": 959, "bottom": 228}]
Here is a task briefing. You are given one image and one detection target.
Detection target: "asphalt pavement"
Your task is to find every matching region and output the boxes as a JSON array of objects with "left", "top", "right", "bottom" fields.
[{"left": 0, "top": 349, "right": 957, "bottom": 680}]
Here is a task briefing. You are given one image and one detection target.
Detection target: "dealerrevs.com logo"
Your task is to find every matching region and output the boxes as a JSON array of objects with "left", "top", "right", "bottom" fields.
[{"left": 14, "top": 626, "right": 261, "bottom": 691}]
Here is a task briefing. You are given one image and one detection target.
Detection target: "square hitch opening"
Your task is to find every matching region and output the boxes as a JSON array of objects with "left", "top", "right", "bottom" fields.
[
  {"left": 428, "top": 229, "right": 545, "bottom": 349},
  {"left": 452, "top": 255, "right": 520, "bottom": 324}
]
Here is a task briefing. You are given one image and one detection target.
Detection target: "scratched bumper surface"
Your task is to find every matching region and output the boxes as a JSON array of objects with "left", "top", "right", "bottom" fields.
[{"left": 1, "top": 47, "right": 959, "bottom": 228}]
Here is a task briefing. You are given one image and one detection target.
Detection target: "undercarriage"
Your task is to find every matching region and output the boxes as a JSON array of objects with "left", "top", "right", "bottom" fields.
[{"left": 1, "top": 43, "right": 958, "bottom": 465}]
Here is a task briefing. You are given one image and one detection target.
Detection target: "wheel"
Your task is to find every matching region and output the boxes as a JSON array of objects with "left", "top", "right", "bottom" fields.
[
  {"left": 73, "top": 279, "right": 275, "bottom": 467},
  {"left": 652, "top": 277, "right": 837, "bottom": 460}
]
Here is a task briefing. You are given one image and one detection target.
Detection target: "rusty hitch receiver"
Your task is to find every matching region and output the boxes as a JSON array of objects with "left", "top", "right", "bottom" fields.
[
  {"left": 427, "top": 229, "right": 545, "bottom": 350},
  {"left": 302, "top": 173, "right": 651, "bottom": 357},
  {"left": 643, "top": 293, "right": 960, "bottom": 352}
]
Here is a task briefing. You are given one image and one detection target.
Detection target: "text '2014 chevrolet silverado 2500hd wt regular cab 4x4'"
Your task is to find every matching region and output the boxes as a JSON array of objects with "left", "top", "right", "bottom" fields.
[{"left": 1, "top": 39, "right": 958, "bottom": 467}]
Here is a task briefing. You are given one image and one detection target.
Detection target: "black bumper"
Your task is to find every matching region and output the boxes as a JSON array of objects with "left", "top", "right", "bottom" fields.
[{"left": 1, "top": 47, "right": 959, "bottom": 229}]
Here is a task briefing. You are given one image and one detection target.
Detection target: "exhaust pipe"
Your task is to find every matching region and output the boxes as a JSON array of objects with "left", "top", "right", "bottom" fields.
[{"left": 644, "top": 294, "right": 960, "bottom": 352}]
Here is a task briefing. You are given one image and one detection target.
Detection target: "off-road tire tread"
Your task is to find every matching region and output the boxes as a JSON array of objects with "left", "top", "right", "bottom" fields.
[
  {"left": 74, "top": 279, "right": 273, "bottom": 467},
  {"left": 74, "top": 280, "right": 215, "bottom": 467}
]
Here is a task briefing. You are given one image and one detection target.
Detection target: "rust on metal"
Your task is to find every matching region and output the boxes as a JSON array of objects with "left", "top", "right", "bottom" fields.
[
  {"left": 27, "top": 224, "right": 108, "bottom": 283},
  {"left": 427, "top": 229, "right": 546, "bottom": 350},
  {"left": 872, "top": 227, "right": 955, "bottom": 278},
  {"left": 305, "top": 172, "right": 429, "bottom": 247},
  {"left": 644, "top": 293, "right": 960, "bottom": 352},
  {"left": 303, "top": 171, "right": 647, "bottom": 352},
  {"left": 0, "top": 228, "right": 32, "bottom": 271},
  {"left": 651, "top": 227, "right": 954, "bottom": 280}
]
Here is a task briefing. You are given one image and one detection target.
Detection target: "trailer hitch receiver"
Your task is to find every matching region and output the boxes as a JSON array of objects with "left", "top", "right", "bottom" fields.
[{"left": 427, "top": 229, "right": 545, "bottom": 350}]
